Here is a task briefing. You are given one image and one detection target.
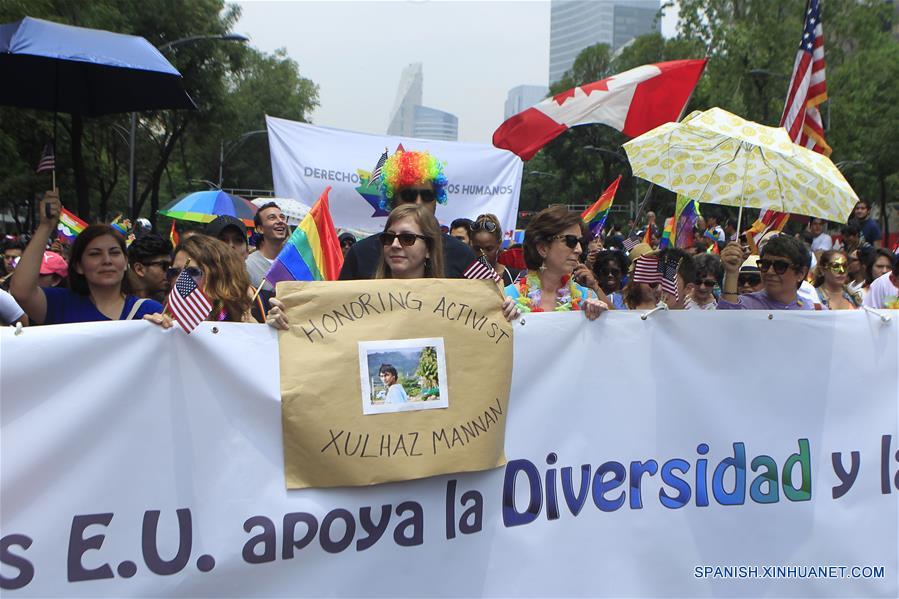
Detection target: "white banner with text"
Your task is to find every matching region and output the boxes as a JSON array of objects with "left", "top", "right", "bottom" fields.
[
  {"left": 266, "top": 115, "right": 523, "bottom": 234},
  {"left": 1, "top": 310, "right": 898, "bottom": 597}
]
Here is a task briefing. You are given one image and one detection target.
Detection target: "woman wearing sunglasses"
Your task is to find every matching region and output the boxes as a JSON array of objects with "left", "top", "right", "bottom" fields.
[
  {"left": 144, "top": 235, "right": 257, "bottom": 328},
  {"left": 11, "top": 191, "right": 163, "bottom": 325},
  {"left": 813, "top": 250, "right": 862, "bottom": 310},
  {"left": 469, "top": 214, "right": 520, "bottom": 286},
  {"left": 504, "top": 206, "right": 608, "bottom": 319},
  {"left": 718, "top": 236, "right": 818, "bottom": 310},
  {"left": 374, "top": 204, "right": 444, "bottom": 279}
]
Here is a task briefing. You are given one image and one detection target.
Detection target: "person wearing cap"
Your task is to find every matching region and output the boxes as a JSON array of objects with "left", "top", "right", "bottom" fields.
[
  {"left": 338, "top": 150, "right": 476, "bottom": 280},
  {"left": 38, "top": 251, "right": 68, "bottom": 288},
  {"left": 718, "top": 236, "right": 820, "bottom": 310},
  {"left": 127, "top": 233, "right": 172, "bottom": 303},
  {"left": 206, "top": 215, "right": 249, "bottom": 260},
  {"left": 737, "top": 255, "right": 764, "bottom": 294},
  {"left": 338, "top": 232, "right": 356, "bottom": 257}
]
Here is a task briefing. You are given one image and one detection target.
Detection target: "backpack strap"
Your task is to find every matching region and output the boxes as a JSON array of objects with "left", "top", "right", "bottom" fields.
[{"left": 124, "top": 298, "right": 148, "bottom": 320}]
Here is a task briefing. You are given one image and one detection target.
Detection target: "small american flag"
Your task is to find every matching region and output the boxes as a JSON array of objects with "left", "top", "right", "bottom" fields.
[
  {"left": 368, "top": 148, "right": 388, "bottom": 186},
  {"left": 780, "top": 0, "right": 830, "bottom": 155},
  {"left": 661, "top": 255, "right": 680, "bottom": 301},
  {"left": 463, "top": 255, "right": 501, "bottom": 283},
  {"left": 622, "top": 231, "right": 642, "bottom": 252},
  {"left": 36, "top": 143, "right": 55, "bottom": 174},
  {"left": 631, "top": 254, "right": 661, "bottom": 285},
  {"left": 167, "top": 268, "right": 212, "bottom": 334}
]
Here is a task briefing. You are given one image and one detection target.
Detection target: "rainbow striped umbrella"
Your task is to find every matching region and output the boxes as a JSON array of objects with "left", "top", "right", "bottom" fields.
[{"left": 159, "top": 190, "right": 257, "bottom": 227}]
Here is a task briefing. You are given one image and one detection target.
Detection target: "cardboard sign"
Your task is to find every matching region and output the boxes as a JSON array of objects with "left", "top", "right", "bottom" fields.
[{"left": 277, "top": 279, "right": 513, "bottom": 488}]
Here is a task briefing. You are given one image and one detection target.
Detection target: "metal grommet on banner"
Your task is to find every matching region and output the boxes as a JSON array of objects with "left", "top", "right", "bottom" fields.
[
  {"left": 13, "top": 321, "right": 23, "bottom": 336},
  {"left": 519, "top": 318, "right": 526, "bottom": 326},
  {"left": 768, "top": 313, "right": 774, "bottom": 320},
  {"left": 211, "top": 326, "right": 219, "bottom": 334},
  {"left": 640, "top": 301, "right": 669, "bottom": 321},
  {"left": 862, "top": 305, "right": 892, "bottom": 323}
]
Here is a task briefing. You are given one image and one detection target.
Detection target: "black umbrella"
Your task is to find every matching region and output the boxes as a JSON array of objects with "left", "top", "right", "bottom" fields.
[{"left": 0, "top": 16, "right": 196, "bottom": 116}]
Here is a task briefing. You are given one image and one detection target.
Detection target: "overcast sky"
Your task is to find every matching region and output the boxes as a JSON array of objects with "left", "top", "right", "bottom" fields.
[{"left": 232, "top": 1, "right": 678, "bottom": 144}]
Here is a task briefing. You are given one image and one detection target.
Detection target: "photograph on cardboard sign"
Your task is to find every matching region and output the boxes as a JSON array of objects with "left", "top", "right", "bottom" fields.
[{"left": 358, "top": 338, "right": 449, "bottom": 415}]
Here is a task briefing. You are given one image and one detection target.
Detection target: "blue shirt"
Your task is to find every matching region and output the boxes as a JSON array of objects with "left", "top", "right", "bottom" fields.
[
  {"left": 717, "top": 289, "right": 820, "bottom": 311},
  {"left": 42, "top": 287, "right": 163, "bottom": 325}
]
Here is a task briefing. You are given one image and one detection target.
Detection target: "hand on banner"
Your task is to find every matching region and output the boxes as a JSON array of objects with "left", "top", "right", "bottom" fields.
[
  {"left": 501, "top": 296, "right": 521, "bottom": 322},
  {"left": 38, "top": 189, "right": 60, "bottom": 228},
  {"left": 582, "top": 298, "right": 609, "bottom": 320},
  {"left": 721, "top": 242, "right": 747, "bottom": 274},
  {"left": 266, "top": 297, "right": 289, "bottom": 330},
  {"left": 144, "top": 312, "right": 174, "bottom": 329}
]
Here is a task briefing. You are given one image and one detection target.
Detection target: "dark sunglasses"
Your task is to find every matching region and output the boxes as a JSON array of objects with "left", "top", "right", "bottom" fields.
[
  {"left": 738, "top": 274, "right": 761, "bottom": 286},
  {"left": 142, "top": 260, "right": 171, "bottom": 270},
  {"left": 757, "top": 259, "right": 797, "bottom": 275},
  {"left": 552, "top": 234, "right": 583, "bottom": 249},
  {"left": 597, "top": 267, "right": 622, "bottom": 277},
  {"left": 379, "top": 231, "right": 430, "bottom": 247},
  {"left": 470, "top": 219, "right": 498, "bottom": 233},
  {"left": 399, "top": 188, "right": 436, "bottom": 203},
  {"left": 165, "top": 266, "right": 203, "bottom": 282},
  {"left": 695, "top": 279, "right": 717, "bottom": 288}
]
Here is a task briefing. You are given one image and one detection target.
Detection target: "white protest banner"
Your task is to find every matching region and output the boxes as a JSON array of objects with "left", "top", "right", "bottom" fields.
[
  {"left": 266, "top": 115, "right": 523, "bottom": 234},
  {"left": 1, "top": 311, "right": 897, "bottom": 597}
]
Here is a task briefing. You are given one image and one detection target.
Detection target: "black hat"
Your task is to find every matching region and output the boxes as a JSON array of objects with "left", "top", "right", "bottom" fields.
[
  {"left": 339, "top": 232, "right": 356, "bottom": 246},
  {"left": 205, "top": 215, "right": 247, "bottom": 240}
]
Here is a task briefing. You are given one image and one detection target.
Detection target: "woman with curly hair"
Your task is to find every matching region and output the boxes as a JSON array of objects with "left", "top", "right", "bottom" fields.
[{"left": 145, "top": 235, "right": 258, "bottom": 328}]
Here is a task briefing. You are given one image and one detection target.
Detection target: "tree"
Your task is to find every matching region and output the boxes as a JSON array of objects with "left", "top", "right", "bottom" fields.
[
  {"left": 0, "top": 0, "right": 318, "bottom": 228},
  {"left": 415, "top": 346, "right": 439, "bottom": 396}
]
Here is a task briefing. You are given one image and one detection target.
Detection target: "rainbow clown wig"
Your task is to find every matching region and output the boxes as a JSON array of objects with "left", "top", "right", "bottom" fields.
[{"left": 379, "top": 150, "right": 449, "bottom": 211}]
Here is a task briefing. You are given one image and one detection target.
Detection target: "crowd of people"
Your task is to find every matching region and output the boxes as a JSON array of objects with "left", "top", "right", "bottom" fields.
[{"left": 2, "top": 150, "right": 897, "bottom": 330}]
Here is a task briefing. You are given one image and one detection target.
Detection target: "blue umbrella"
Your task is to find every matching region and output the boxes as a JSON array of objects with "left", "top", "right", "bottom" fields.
[{"left": 0, "top": 16, "right": 195, "bottom": 116}]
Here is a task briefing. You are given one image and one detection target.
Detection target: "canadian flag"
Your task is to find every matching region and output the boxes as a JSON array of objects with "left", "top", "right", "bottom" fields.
[{"left": 493, "top": 59, "right": 707, "bottom": 161}]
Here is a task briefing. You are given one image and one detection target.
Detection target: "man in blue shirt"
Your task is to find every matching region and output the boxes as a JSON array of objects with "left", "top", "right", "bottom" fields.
[{"left": 851, "top": 199, "right": 882, "bottom": 247}]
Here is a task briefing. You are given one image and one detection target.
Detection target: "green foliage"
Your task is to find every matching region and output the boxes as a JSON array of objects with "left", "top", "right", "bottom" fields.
[
  {"left": 415, "top": 346, "right": 439, "bottom": 391},
  {"left": 0, "top": 1, "right": 318, "bottom": 228}
]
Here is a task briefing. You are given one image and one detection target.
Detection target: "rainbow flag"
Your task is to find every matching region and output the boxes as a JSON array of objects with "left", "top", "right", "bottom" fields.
[
  {"left": 659, "top": 217, "right": 675, "bottom": 249},
  {"left": 703, "top": 230, "right": 721, "bottom": 254},
  {"left": 58, "top": 207, "right": 88, "bottom": 243},
  {"left": 580, "top": 175, "right": 621, "bottom": 234},
  {"left": 264, "top": 186, "right": 343, "bottom": 285},
  {"left": 674, "top": 196, "right": 699, "bottom": 249}
]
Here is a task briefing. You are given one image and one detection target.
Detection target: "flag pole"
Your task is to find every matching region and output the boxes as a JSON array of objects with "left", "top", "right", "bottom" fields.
[{"left": 250, "top": 279, "right": 266, "bottom": 304}]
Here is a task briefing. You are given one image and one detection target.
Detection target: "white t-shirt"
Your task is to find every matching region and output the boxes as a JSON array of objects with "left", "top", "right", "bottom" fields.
[
  {"left": 862, "top": 272, "right": 899, "bottom": 309},
  {"left": 797, "top": 280, "right": 821, "bottom": 308},
  {"left": 811, "top": 233, "right": 833, "bottom": 252},
  {"left": 0, "top": 289, "right": 24, "bottom": 324},
  {"left": 245, "top": 251, "right": 275, "bottom": 292},
  {"left": 384, "top": 384, "right": 409, "bottom": 404}
]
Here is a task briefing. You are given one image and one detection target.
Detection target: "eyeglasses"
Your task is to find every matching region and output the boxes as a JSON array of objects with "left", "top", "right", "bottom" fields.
[
  {"left": 399, "top": 188, "right": 436, "bottom": 203},
  {"left": 695, "top": 279, "right": 718, "bottom": 288},
  {"left": 551, "top": 234, "right": 583, "bottom": 249},
  {"left": 470, "top": 218, "right": 498, "bottom": 233},
  {"left": 738, "top": 274, "right": 761, "bottom": 287},
  {"left": 825, "top": 261, "right": 847, "bottom": 274},
  {"left": 165, "top": 266, "right": 203, "bottom": 283},
  {"left": 379, "top": 231, "right": 430, "bottom": 247},
  {"left": 757, "top": 259, "right": 796, "bottom": 275},
  {"left": 597, "top": 267, "right": 622, "bottom": 277},
  {"left": 142, "top": 260, "right": 171, "bottom": 270}
]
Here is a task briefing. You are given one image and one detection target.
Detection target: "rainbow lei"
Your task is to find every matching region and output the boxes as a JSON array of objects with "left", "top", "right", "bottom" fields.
[{"left": 514, "top": 271, "right": 585, "bottom": 313}]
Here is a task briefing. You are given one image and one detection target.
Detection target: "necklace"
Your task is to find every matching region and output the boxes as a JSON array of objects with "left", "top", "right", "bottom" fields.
[{"left": 515, "top": 271, "right": 585, "bottom": 313}]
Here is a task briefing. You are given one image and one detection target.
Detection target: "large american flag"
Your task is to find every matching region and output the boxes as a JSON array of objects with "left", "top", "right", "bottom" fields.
[
  {"left": 463, "top": 255, "right": 501, "bottom": 283},
  {"left": 780, "top": 0, "right": 830, "bottom": 155},
  {"left": 167, "top": 268, "right": 212, "bottom": 334}
]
